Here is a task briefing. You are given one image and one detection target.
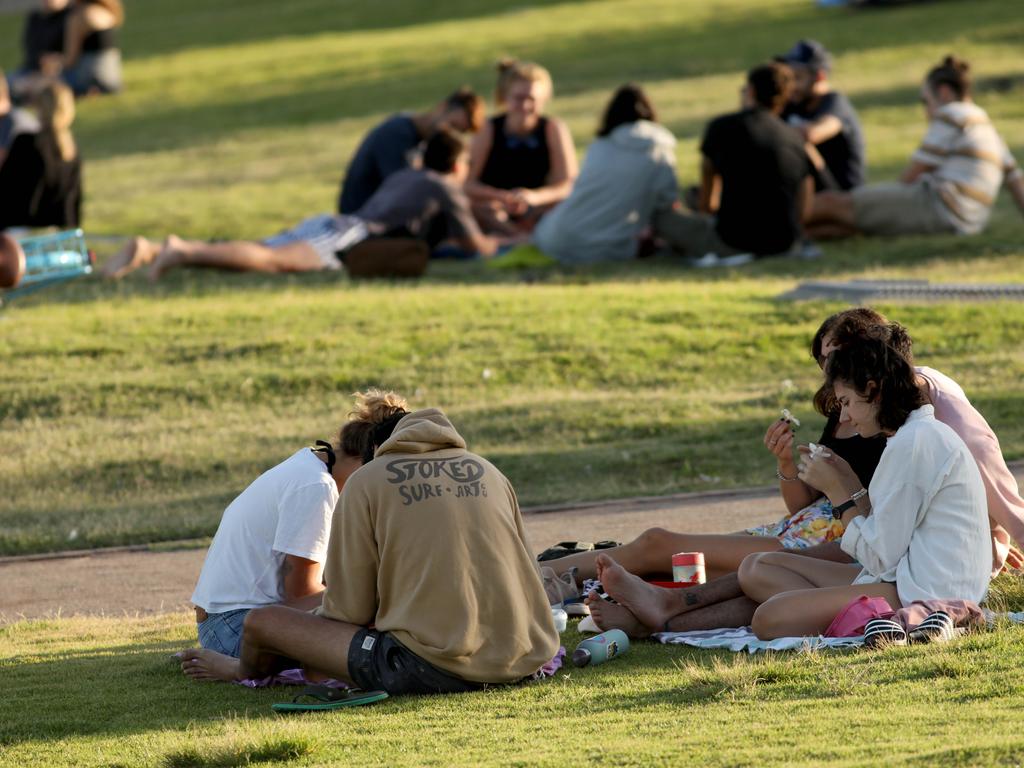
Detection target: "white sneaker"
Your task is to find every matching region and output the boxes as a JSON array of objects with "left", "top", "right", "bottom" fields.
[{"left": 691, "top": 252, "right": 754, "bottom": 268}]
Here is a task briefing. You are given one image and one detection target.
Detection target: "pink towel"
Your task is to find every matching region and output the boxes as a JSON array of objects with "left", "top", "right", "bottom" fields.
[{"left": 824, "top": 595, "right": 894, "bottom": 637}]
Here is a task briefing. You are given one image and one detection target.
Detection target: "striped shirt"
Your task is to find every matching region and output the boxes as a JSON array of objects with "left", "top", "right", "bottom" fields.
[{"left": 912, "top": 101, "right": 1021, "bottom": 234}]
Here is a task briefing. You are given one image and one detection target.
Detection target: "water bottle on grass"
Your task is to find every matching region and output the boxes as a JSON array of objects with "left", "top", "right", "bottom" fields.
[{"left": 572, "top": 629, "right": 630, "bottom": 667}]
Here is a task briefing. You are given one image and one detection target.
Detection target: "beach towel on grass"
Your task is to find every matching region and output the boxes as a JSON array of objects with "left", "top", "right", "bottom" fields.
[
  {"left": 654, "top": 627, "right": 866, "bottom": 654},
  {"left": 237, "top": 646, "right": 567, "bottom": 688}
]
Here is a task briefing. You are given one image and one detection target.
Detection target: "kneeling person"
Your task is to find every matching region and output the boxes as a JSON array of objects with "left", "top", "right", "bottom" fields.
[{"left": 182, "top": 408, "right": 559, "bottom": 694}]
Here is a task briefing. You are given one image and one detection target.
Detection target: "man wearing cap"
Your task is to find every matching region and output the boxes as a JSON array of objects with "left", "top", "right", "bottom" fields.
[{"left": 780, "top": 39, "right": 865, "bottom": 192}]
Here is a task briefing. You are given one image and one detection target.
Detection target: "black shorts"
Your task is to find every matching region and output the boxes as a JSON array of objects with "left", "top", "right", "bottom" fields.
[{"left": 347, "top": 628, "right": 484, "bottom": 695}]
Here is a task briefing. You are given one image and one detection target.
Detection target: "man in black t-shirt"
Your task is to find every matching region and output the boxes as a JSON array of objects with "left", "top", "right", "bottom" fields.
[
  {"left": 779, "top": 39, "right": 865, "bottom": 191},
  {"left": 654, "top": 62, "right": 813, "bottom": 264}
]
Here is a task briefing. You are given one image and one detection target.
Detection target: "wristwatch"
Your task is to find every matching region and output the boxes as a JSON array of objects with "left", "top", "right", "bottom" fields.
[{"left": 832, "top": 488, "right": 867, "bottom": 520}]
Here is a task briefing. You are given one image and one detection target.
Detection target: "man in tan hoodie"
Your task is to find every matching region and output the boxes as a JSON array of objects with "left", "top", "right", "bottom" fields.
[{"left": 180, "top": 408, "right": 559, "bottom": 694}]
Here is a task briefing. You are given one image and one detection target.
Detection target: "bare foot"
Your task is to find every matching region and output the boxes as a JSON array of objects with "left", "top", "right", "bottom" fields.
[
  {"left": 147, "top": 235, "right": 188, "bottom": 282},
  {"left": 585, "top": 590, "right": 650, "bottom": 639},
  {"left": 595, "top": 553, "right": 683, "bottom": 632},
  {"left": 177, "top": 647, "right": 241, "bottom": 683},
  {"left": 100, "top": 236, "right": 156, "bottom": 279}
]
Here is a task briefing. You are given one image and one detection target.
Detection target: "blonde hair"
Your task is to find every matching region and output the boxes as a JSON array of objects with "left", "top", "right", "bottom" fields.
[
  {"left": 494, "top": 58, "right": 553, "bottom": 107},
  {"left": 338, "top": 389, "right": 410, "bottom": 459},
  {"left": 36, "top": 81, "right": 77, "bottom": 163}
]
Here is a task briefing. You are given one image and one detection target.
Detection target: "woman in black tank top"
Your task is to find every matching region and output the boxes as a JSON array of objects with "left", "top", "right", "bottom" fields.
[
  {"left": 61, "top": 0, "right": 123, "bottom": 95},
  {"left": 465, "top": 59, "right": 577, "bottom": 235}
]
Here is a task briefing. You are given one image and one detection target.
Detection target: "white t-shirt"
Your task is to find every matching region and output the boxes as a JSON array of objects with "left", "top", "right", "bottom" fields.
[
  {"left": 841, "top": 405, "right": 990, "bottom": 605},
  {"left": 191, "top": 449, "right": 340, "bottom": 613}
]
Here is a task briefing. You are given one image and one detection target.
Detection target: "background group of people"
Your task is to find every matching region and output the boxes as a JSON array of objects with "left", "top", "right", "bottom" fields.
[
  {"left": 4, "top": 32, "right": 1023, "bottom": 276},
  {"left": 0, "top": 0, "right": 123, "bottom": 230}
]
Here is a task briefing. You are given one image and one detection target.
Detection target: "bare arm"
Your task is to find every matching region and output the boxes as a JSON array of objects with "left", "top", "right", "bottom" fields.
[
  {"left": 699, "top": 156, "right": 720, "bottom": 214},
  {"left": 764, "top": 419, "right": 821, "bottom": 514},
  {"left": 281, "top": 554, "right": 324, "bottom": 606},
  {"left": 63, "top": 3, "right": 118, "bottom": 69},
  {"left": 899, "top": 160, "right": 936, "bottom": 185},
  {"left": 799, "top": 114, "right": 843, "bottom": 147},
  {"left": 1004, "top": 173, "right": 1024, "bottom": 217},
  {"left": 516, "top": 118, "right": 577, "bottom": 208},
  {"left": 797, "top": 174, "right": 814, "bottom": 225}
]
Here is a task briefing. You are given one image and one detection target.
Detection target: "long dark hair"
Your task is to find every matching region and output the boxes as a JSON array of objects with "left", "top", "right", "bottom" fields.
[
  {"left": 597, "top": 83, "right": 657, "bottom": 137},
  {"left": 824, "top": 332, "right": 925, "bottom": 434}
]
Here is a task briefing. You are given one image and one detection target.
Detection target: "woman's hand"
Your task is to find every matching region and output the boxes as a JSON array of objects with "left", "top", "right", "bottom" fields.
[
  {"left": 796, "top": 446, "right": 861, "bottom": 502},
  {"left": 764, "top": 419, "right": 796, "bottom": 474}
]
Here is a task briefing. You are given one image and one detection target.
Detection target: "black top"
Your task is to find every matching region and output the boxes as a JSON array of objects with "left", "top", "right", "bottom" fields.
[
  {"left": 338, "top": 114, "right": 421, "bottom": 214},
  {"left": 0, "top": 133, "right": 82, "bottom": 230},
  {"left": 479, "top": 114, "right": 550, "bottom": 190},
  {"left": 700, "top": 107, "right": 812, "bottom": 255},
  {"left": 22, "top": 8, "right": 69, "bottom": 71},
  {"left": 783, "top": 91, "right": 865, "bottom": 191},
  {"left": 82, "top": 25, "right": 119, "bottom": 53},
  {"left": 818, "top": 412, "right": 887, "bottom": 489}
]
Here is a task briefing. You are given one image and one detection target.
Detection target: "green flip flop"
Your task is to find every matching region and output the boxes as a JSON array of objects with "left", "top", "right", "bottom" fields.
[{"left": 271, "top": 684, "right": 389, "bottom": 713}]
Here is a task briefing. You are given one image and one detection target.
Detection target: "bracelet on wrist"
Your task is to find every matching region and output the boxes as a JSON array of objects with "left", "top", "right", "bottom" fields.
[
  {"left": 832, "top": 488, "right": 867, "bottom": 519},
  {"left": 776, "top": 468, "right": 799, "bottom": 482}
]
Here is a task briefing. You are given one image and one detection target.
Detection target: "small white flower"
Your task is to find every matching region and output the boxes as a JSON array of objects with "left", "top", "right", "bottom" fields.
[
  {"left": 780, "top": 408, "right": 801, "bottom": 428},
  {"left": 481, "top": 368, "right": 493, "bottom": 380},
  {"left": 68, "top": 528, "right": 79, "bottom": 541}
]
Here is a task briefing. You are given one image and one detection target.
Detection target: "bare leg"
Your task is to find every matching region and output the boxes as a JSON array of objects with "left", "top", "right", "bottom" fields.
[
  {"left": 737, "top": 551, "right": 863, "bottom": 604},
  {"left": 148, "top": 236, "right": 323, "bottom": 281},
  {"left": 178, "top": 647, "right": 241, "bottom": 682},
  {"left": 752, "top": 583, "right": 902, "bottom": 639},
  {"left": 100, "top": 237, "right": 159, "bottom": 279},
  {"left": 237, "top": 605, "right": 362, "bottom": 683},
  {"left": 805, "top": 222, "right": 858, "bottom": 240},
  {"left": 543, "top": 529, "right": 783, "bottom": 584},
  {"left": 585, "top": 589, "right": 650, "bottom": 639},
  {"left": 664, "top": 596, "right": 760, "bottom": 631},
  {"left": 806, "top": 191, "right": 856, "bottom": 230}
]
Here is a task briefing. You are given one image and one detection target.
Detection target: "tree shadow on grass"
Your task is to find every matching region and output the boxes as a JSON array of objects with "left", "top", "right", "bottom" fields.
[{"left": 67, "top": 0, "right": 1024, "bottom": 160}]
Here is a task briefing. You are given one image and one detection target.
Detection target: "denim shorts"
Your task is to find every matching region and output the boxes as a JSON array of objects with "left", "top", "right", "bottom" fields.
[
  {"left": 347, "top": 629, "right": 484, "bottom": 695},
  {"left": 197, "top": 608, "right": 250, "bottom": 658}
]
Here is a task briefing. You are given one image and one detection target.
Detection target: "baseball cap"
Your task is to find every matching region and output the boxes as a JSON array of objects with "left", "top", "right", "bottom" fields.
[{"left": 780, "top": 39, "right": 832, "bottom": 73}]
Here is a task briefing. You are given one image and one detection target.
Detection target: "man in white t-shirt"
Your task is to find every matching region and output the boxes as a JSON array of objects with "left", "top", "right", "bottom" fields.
[{"left": 189, "top": 445, "right": 359, "bottom": 658}]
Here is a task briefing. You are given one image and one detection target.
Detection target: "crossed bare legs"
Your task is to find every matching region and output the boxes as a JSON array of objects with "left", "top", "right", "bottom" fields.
[
  {"left": 178, "top": 605, "right": 362, "bottom": 685},
  {"left": 585, "top": 542, "right": 858, "bottom": 639},
  {"left": 585, "top": 553, "right": 760, "bottom": 638}
]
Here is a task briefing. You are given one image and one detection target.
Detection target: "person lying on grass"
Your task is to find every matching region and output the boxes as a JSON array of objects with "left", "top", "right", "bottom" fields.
[
  {"left": 572, "top": 309, "right": 1024, "bottom": 636},
  {"left": 187, "top": 390, "right": 408, "bottom": 659},
  {"left": 100, "top": 129, "right": 509, "bottom": 281},
  {"left": 179, "top": 408, "right": 559, "bottom": 695}
]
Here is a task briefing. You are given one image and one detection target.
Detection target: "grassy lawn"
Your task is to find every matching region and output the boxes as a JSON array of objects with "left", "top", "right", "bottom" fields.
[
  {"left": 4, "top": 1, "right": 1024, "bottom": 764},
  {"left": 2, "top": 0, "right": 1024, "bottom": 554},
  {"left": 3, "top": 579, "right": 1024, "bottom": 768}
]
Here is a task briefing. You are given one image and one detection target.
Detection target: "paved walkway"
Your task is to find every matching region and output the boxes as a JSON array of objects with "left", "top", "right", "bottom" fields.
[
  {"left": 4, "top": 464, "right": 1022, "bottom": 625},
  {"left": 0, "top": 486, "right": 788, "bottom": 625}
]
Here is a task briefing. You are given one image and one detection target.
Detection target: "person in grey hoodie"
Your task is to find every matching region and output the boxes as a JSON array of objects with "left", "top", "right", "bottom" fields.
[{"left": 533, "top": 84, "right": 678, "bottom": 264}]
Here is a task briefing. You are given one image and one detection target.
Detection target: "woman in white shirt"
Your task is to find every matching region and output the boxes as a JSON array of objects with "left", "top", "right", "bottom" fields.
[{"left": 738, "top": 333, "right": 990, "bottom": 639}]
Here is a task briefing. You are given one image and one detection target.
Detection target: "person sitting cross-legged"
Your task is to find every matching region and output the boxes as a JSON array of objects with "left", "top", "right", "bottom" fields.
[
  {"left": 185, "top": 390, "right": 408, "bottom": 660},
  {"left": 179, "top": 408, "right": 559, "bottom": 695},
  {"left": 806, "top": 55, "right": 1024, "bottom": 240}
]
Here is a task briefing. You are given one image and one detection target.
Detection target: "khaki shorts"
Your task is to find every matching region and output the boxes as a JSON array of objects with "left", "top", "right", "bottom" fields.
[
  {"left": 653, "top": 208, "right": 743, "bottom": 258},
  {"left": 852, "top": 180, "right": 956, "bottom": 237}
]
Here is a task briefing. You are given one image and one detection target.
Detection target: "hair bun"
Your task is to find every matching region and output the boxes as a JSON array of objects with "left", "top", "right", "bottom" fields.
[
  {"left": 496, "top": 57, "right": 518, "bottom": 74},
  {"left": 349, "top": 389, "right": 409, "bottom": 424}
]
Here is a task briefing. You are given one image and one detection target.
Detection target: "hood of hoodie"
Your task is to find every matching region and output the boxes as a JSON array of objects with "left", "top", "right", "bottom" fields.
[
  {"left": 608, "top": 120, "right": 676, "bottom": 162},
  {"left": 375, "top": 408, "right": 467, "bottom": 457}
]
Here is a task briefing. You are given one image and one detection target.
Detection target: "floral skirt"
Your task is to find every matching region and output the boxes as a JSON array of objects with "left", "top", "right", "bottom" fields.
[{"left": 745, "top": 496, "right": 844, "bottom": 549}]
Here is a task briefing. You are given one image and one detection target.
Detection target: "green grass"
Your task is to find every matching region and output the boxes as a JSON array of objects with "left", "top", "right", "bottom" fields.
[
  {"left": 4, "top": 581, "right": 1024, "bottom": 768},
  {"left": 2, "top": 0, "right": 1024, "bottom": 554}
]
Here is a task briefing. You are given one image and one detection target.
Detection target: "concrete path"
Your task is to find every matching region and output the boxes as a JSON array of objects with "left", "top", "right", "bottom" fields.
[{"left": 0, "top": 486, "right": 787, "bottom": 625}]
